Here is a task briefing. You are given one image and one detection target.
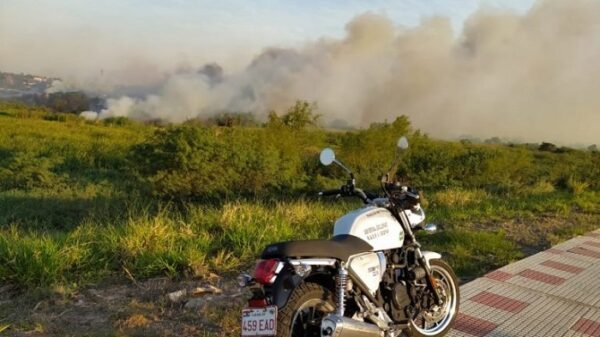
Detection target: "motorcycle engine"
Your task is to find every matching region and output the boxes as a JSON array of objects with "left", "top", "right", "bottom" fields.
[{"left": 379, "top": 252, "right": 412, "bottom": 322}]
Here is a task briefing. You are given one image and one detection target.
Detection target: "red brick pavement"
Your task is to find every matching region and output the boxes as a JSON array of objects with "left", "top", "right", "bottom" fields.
[
  {"left": 485, "top": 270, "right": 513, "bottom": 282},
  {"left": 470, "top": 291, "right": 529, "bottom": 313},
  {"left": 569, "top": 246, "right": 600, "bottom": 259},
  {"left": 545, "top": 248, "right": 565, "bottom": 254},
  {"left": 583, "top": 240, "right": 600, "bottom": 249},
  {"left": 540, "top": 260, "right": 585, "bottom": 274},
  {"left": 452, "top": 313, "right": 498, "bottom": 337},
  {"left": 572, "top": 318, "right": 600, "bottom": 337},
  {"left": 518, "top": 269, "right": 567, "bottom": 285},
  {"left": 450, "top": 230, "right": 600, "bottom": 337}
]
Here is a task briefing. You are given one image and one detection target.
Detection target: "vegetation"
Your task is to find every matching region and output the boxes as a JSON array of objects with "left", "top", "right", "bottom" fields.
[{"left": 0, "top": 100, "right": 598, "bottom": 291}]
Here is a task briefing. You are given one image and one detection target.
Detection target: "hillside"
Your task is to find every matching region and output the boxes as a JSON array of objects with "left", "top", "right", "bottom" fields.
[{"left": 0, "top": 71, "right": 57, "bottom": 99}]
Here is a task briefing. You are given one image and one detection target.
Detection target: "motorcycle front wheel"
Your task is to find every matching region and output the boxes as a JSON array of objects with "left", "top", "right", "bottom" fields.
[
  {"left": 276, "top": 282, "right": 335, "bottom": 337},
  {"left": 409, "top": 259, "right": 460, "bottom": 337}
]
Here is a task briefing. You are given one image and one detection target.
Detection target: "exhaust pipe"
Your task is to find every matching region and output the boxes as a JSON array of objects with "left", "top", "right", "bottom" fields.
[{"left": 321, "top": 314, "right": 383, "bottom": 337}]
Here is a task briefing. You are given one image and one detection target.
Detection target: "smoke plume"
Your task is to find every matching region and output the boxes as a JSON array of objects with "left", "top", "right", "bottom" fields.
[{"left": 100, "top": 0, "right": 600, "bottom": 144}]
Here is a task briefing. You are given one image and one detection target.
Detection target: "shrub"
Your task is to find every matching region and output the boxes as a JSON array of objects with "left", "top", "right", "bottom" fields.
[
  {"left": 527, "top": 180, "right": 556, "bottom": 195},
  {"left": 0, "top": 153, "right": 62, "bottom": 191},
  {"left": 129, "top": 125, "right": 314, "bottom": 199},
  {"left": 103, "top": 116, "right": 133, "bottom": 126},
  {"left": 565, "top": 176, "right": 589, "bottom": 195},
  {"left": 42, "top": 113, "right": 68, "bottom": 122},
  {"left": 207, "top": 112, "right": 257, "bottom": 127},
  {"left": 539, "top": 142, "right": 557, "bottom": 152}
]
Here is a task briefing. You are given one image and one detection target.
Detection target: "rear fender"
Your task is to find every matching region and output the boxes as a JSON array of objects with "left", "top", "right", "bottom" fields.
[
  {"left": 270, "top": 263, "right": 337, "bottom": 309},
  {"left": 270, "top": 268, "right": 303, "bottom": 309}
]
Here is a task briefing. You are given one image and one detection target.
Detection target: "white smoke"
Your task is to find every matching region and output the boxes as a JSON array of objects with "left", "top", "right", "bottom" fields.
[
  {"left": 79, "top": 111, "right": 98, "bottom": 120},
  {"left": 98, "top": 0, "right": 600, "bottom": 144}
]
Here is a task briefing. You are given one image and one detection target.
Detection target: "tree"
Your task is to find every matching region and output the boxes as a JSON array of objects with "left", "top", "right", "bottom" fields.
[
  {"left": 209, "top": 112, "right": 257, "bottom": 127},
  {"left": 484, "top": 137, "right": 502, "bottom": 145},
  {"left": 265, "top": 100, "right": 320, "bottom": 130},
  {"left": 539, "top": 142, "right": 557, "bottom": 152},
  {"left": 281, "top": 100, "right": 320, "bottom": 129},
  {"left": 266, "top": 110, "right": 282, "bottom": 127}
]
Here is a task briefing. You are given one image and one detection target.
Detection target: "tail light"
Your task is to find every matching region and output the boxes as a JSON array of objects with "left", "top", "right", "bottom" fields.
[
  {"left": 248, "top": 298, "right": 268, "bottom": 307},
  {"left": 253, "top": 259, "right": 283, "bottom": 285}
]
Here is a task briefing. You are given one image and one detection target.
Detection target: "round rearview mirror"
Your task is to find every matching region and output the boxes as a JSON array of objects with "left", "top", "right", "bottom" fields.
[
  {"left": 397, "top": 136, "right": 409, "bottom": 150},
  {"left": 319, "top": 148, "right": 335, "bottom": 166}
]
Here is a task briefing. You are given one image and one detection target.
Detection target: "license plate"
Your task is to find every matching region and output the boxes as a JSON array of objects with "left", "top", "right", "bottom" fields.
[{"left": 241, "top": 306, "right": 277, "bottom": 336}]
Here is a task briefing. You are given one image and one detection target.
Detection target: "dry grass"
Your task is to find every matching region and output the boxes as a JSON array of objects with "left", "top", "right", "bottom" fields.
[
  {"left": 120, "top": 314, "right": 152, "bottom": 329},
  {"left": 432, "top": 188, "right": 490, "bottom": 207},
  {"left": 527, "top": 180, "right": 556, "bottom": 194},
  {"left": 566, "top": 176, "right": 589, "bottom": 195}
]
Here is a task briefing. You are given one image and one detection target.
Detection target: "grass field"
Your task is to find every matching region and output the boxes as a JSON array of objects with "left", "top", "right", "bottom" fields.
[{"left": 0, "top": 100, "right": 598, "bottom": 291}]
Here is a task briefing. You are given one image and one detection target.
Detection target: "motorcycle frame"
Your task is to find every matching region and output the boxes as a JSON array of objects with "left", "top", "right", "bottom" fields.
[{"left": 266, "top": 200, "right": 443, "bottom": 315}]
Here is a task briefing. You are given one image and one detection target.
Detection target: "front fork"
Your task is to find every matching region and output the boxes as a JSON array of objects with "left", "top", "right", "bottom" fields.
[
  {"left": 415, "top": 248, "right": 443, "bottom": 306},
  {"left": 397, "top": 209, "right": 443, "bottom": 306}
]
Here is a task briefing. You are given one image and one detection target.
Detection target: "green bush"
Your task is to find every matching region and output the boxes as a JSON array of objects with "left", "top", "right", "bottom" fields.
[
  {"left": 129, "top": 123, "right": 327, "bottom": 199},
  {"left": 0, "top": 153, "right": 62, "bottom": 190}
]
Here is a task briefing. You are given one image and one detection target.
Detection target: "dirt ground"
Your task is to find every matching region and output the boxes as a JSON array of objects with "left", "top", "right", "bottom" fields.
[{"left": 0, "top": 274, "right": 248, "bottom": 337}]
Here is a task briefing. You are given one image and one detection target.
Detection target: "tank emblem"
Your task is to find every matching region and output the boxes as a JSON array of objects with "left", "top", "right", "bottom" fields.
[
  {"left": 363, "top": 222, "right": 389, "bottom": 241},
  {"left": 367, "top": 266, "right": 380, "bottom": 277}
]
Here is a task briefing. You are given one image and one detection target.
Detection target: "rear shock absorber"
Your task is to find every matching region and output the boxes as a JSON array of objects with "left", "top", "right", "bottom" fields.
[{"left": 336, "top": 266, "right": 348, "bottom": 316}]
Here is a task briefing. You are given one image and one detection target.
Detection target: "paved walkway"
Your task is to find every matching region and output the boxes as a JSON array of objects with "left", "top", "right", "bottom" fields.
[{"left": 448, "top": 229, "right": 600, "bottom": 337}]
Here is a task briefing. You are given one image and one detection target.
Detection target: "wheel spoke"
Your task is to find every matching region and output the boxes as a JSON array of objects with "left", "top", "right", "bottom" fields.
[
  {"left": 291, "top": 299, "right": 334, "bottom": 337},
  {"left": 410, "top": 263, "right": 458, "bottom": 335}
]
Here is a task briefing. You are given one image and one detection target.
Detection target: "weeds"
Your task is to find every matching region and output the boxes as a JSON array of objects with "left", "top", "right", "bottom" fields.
[
  {"left": 431, "top": 188, "right": 490, "bottom": 207},
  {"left": 566, "top": 176, "right": 589, "bottom": 195},
  {"left": 419, "top": 229, "right": 523, "bottom": 278},
  {"left": 1, "top": 193, "right": 598, "bottom": 287}
]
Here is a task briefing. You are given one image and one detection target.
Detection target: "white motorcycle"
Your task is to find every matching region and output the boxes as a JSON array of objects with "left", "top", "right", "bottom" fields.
[{"left": 239, "top": 136, "right": 459, "bottom": 337}]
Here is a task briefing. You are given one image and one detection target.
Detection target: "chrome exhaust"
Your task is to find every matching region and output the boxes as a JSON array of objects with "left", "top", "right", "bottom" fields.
[{"left": 321, "top": 314, "right": 383, "bottom": 337}]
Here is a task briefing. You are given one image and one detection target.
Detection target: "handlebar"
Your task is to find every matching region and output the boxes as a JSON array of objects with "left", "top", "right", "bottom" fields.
[
  {"left": 318, "top": 189, "right": 341, "bottom": 197},
  {"left": 353, "top": 188, "right": 370, "bottom": 202},
  {"left": 385, "top": 183, "right": 419, "bottom": 198},
  {"left": 319, "top": 186, "right": 374, "bottom": 203},
  {"left": 384, "top": 183, "right": 420, "bottom": 209}
]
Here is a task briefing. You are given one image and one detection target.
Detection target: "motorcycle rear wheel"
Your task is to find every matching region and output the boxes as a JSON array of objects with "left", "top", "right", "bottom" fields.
[{"left": 277, "top": 282, "right": 335, "bottom": 337}]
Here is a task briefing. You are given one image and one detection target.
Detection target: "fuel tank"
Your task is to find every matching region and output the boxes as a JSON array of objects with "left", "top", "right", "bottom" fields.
[{"left": 333, "top": 206, "right": 404, "bottom": 251}]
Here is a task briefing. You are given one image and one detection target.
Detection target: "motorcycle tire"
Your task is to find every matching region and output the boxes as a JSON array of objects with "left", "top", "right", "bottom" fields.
[
  {"left": 409, "top": 259, "right": 460, "bottom": 337},
  {"left": 276, "top": 282, "right": 335, "bottom": 337}
]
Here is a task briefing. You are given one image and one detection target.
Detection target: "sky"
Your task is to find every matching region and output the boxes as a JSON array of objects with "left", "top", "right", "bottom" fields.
[
  {"left": 5, "top": 0, "right": 598, "bottom": 146},
  {"left": 0, "top": 0, "right": 536, "bottom": 80}
]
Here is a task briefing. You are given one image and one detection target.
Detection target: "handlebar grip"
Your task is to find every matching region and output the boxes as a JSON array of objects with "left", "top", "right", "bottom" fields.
[
  {"left": 319, "top": 189, "right": 341, "bottom": 197},
  {"left": 405, "top": 191, "right": 419, "bottom": 199},
  {"left": 353, "top": 188, "right": 370, "bottom": 202}
]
